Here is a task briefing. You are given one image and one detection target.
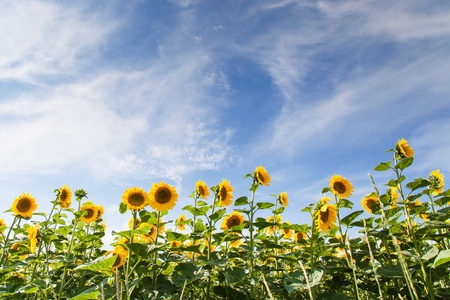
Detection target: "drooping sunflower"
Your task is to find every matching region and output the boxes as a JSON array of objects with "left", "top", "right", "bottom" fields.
[
  {"left": 128, "top": 217, "right": 141, "bottom": 230},
  {"left": 12, "top": 193, "right": 38, "bottom": 218},
  {"left": 282, "top": 222, "right": 293, "bottom": 239},
  {"left": 218, "top": 179, "right": 234, "bottom": 207},
  {"left": 387, "top": 187, "right": 399, "bottom": 208},
  {"left": 221, "top": 211, "right": 245, "bottom": 231},
  {"left": 80, "top": 203, "right": 99, "bottom": 224},
  {"left": 122, "top": 187, "right": 149, "bottom": 211},
  {"left": 330, "top": 175, "right": 354, "bottom": 199},
  {"left": 294, "top": 232, "right": 307, "bottom": 242},
  {"left": 315, "top": 204, "right": 337, "bottom": 232},
  {"left": 138, "top": 222, "right": 157, "bottom": 242},
  {"left": 0, "top": 218, "right": 6, "bottom": 234},
  {"left": 396, "top": 138, "right": 414, "bottom": 159},
  {"left": 254, "top": 166, "right": 271, "bottom": 186},
  {"left": 176, "top": 214, "right": 187, "bottom": 231},
  {"left": 429, "top": 170, "right": 444, "bottom": 195},
  {"left": 58, "top": 185, "right": 72, "bottom": 208},
  {"left": 27, "top": 224, "right": 39, "bottom": 254},
  {"left": 362, "top": 195, "right": 378, "bottom": 214},
  {"left": 149, "top": 181, "right": 178, "bottom": 212},
  {"left": 266, "top": 215, "right": 282, "bottom": 235},
  {"left": 279, "top": 192, "right": 288, "bottom": 208},
  {"left": 195, "top": 180, "right": 210, "bottom": 200}
]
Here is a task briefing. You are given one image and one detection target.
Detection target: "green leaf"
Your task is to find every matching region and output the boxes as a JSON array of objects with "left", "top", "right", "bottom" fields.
[
  {"left": 374, "top": 161, "right": 391, "bottom": 171},
  {"left": 55, "top": 226, "right": 72, "bottom": 237},
  {"left": 234, "top": 196, "right": 249, "bottom": 206},
  {"left": 126, "top": 243, "right": 159, "bottom": 258},
  {"left": 340, "top": 211, "right": 363, "bottom": 227},
  {"left": 422, "top": 246, "right": 439, "bottom": 261},
  {"left": 119, "top": 202, "right": 127, "bottom": 214},
  {"left": 74, "top": 254, "right": 116, "bottom": 274},
  {"left": 210, "top": 208, "right": 226, "bottom": 222},
  {"left": 433, "top": 249, "right": 450, "bottom": 268},
  {"left": 406, "top": 178, "right": 430, "bottom": 191},
  {"left": 377, "top": 264, "right": 405, "bottom": 278},
  {"left": 68, "top": 288, "right": 100, "bottom": 300},
  {"left": 222, "top": 267, "right": 246, "bottom": 284},
  {"left": 256, "top": 202, "right": 275, "bottom": 210},
  {"left": 273, "top": 206, "right": 285, "bottom": 214},
  {"left": 183, "top": 205, "right": 209, "bottom": 216},
  {"left": 322, "top": 187, "right": 331, "bottom": 194},
  {"left": 395, "top": 157, "right": 414, "bottom": 170}
]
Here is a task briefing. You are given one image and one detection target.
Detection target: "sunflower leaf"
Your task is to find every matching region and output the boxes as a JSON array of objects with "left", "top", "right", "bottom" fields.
[
  {"left": 256, "top": 202, "right": 275, "bottom": 210},
  {"left": 234, "top": 196, "right": 249, "bottom": 206},
  {"left": 374, "top": 161, "right": 392, "bottom": 171},
  {"left": 340, "top": 210, "right": 363, "bottom": 227},
  {"left": 394, "top": 157, "right": 414, "bottom": 170},
  {"left": 433, "top": 250, "right": 450, "bottom": 268},
  {"left": 119, "top": 202, "right": 127, "bottom": 214},
  {"left": 322, "top": 187, "right": 331, "bottom": 194},
  {"left": 210, "top": 208, "right": 226, "bottom": 222},
  {"left": 406, "top": 178, "right": 430, "bottom": 191}
]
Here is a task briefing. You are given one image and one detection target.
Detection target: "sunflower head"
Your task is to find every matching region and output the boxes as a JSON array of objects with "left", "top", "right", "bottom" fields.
[
  {"left": 57, "top": 185, "right": 72, "bottom": 208},
  {"left": 27, "top": 224, "right": 39, "bottom": 254},
  {"left": 195, "top": 180, "right": 210, "bottom": 200},
  {"left": 80, "top": 203, "right": 99, "bottom": 224},
  {"left": 294, "top": 232, "right": 307, "bottom": 242},
  {"left": 109, "top": 246, "right": 128, "bottom": 270},
  {"left": 176, "top": 214, "right": 187, "bottom": 231},
  {"left": 218, "top": 179, "right": 234, "bottom": 207},
  {"left": 361, "top": 195, "right": 378, "bottom": 214},
  {"left": 12, "top": 193, "right": 38, "bottom": 219},
  {"left": 330, "top": 175, "right": 353, "bottom": 199},
  {"left": 0, "top": 218, "right": 6, "bottom": 234},
  {"left": 254, "top": 166, "right": 271, "bottom": 186},
  {"left": 122, "top": 187, "right": 149, "bottom": 212},
  {"left": 221, "top": 211, "right": 245, "bottom": 231},
  {"left": 315, "top": 203, "right": 337, "bottom": 233},
  {"left": 282, "top": 222, "right": 293, "bottom": 239},
  {"left": 149, "top": 181, "right": 178, "bottom": 212},
  {"left": 266, "top": 215, "right": 282, "bottom": 235},
  {"left": 138, "top": 222, "right": 157, "bottom": 242},
  {"left": 396, "top": 138, "right": 414, "bottom": 159},
  {"left": 279, "top": 192, "right": 288, "bottom": 208},
  {"left": 387, "top": 187, "right": 399, "bottom": 208},
  {"left": 170, "top": 240, "right": 183, "bottom": 249},
  {"left": 429, "top": 170, "right": 444, "bottom": 195},
  {"left": 128, "top": 217, "right": 141, "bottom": 230},
  {"left": 96, "top": 205, "right": 105, "bottom": 220}
]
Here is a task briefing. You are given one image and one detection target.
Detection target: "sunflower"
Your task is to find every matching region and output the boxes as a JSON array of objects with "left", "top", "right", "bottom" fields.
[
  {"left": 12, "top": 193, "right": 38, "bottom": 218},
  {"left": 80, "top": 204, "right": 99, "bottom": 224},
  {"left": 149, "top": 181, "right": 178, "bottom": 212},
  {"left": 279, "top": 192, "right": 288, "bottom": 208},
  {"left": 227, "top": 232, "right": 243, "bottom": 248},
  {"left": 362, "top": 195, "right": 378, "bottom": 214},
  {"left": 27, "top": 224, "right": 39, "bottom": 254},
  {"left": 282, "top": 222, "right": 293, "bottom": 239},
  {"left": 218, "top": 179, "right": 234, "bottom": 207},
  {"left": 138, "top": 222, "right": 157, "bottom": 242},
  {"left": 396, "top": 138, "right": 414, "bottom": 159},
  {"left": 221, "top": 211, "right": 245, "bottom": 231},
  {"left": 176, "top": 214, "right": 187, "bottom": 231},
  {"left": 254, "top": 166, "right": 271, "bottom": 186},
  {"left": 107, "top": 246, "right": 128, "bottom": 270},
  {"left": 429, "top": 170, "right": 444, "bottom": 195},
  {"left": 294, "top": 232, "right": 307, "bottom": 242},
  {"left": 122, "top": 187, "right": 149, "bottom": 211},
  {"left": 316, "top": 204, "right": 337, "bottom": 232},
  {"left": 387, "top": 187, "right": 399, "bottom": 208},
  {"left": 0, "top": 218, "right": 6, "bottom": 234},
  {"left": 96, "top": 205, "right": 104, "bottom": 220},
  {"left": 101, "top": 220, "right": 107, "bottom": 230},
  {"left": 58, "top": 185, "right": 72, "bottom": 208},
  {"left": 128, "top": 217, "right": 141, "bottom": 230},
  {"left": 195, "top": 180, "right": 210, "bottom": 200},
  {"left": 330, "top": 175, "right": 354, "bottom": 199},
  {"left": 170, "top": 240, "right": 183, "bottom": 248},
  {"left": 266, "top": 215, "right": 282, "bottom": 235}
]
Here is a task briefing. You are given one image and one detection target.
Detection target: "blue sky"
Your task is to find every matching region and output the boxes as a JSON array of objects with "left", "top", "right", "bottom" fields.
[{"left": 1, "top": 0, "right": 450, "bottom": 246}]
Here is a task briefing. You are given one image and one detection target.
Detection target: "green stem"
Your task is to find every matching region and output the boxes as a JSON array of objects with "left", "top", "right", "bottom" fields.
[
  {"left": 0, "top": 216, "right": 18, "bottom": 266},
  {"left": 363, "top": 218, "right": 384, "bottom": 299}
]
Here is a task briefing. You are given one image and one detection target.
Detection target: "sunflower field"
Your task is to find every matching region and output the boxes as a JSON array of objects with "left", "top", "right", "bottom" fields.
[{"left": 1, "top": 139, "right": 449, "bottom": 300}]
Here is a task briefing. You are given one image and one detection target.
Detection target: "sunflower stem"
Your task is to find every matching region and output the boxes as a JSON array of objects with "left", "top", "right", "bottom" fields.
[
  {"left": 363, "top": 218, "right": 384, "bottom": 300},
  {"left": 152, "top": 211, "right": 161, "bottom": 288},
  {"left": 0, "top": 215, "right": 18, "bottom": 266},
  {"left": 125, "top": 210, "right": 137, "bottom": 299}
]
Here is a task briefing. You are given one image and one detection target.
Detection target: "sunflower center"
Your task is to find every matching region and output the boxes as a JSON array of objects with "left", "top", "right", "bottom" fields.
[
  {"left": 198, "top": 185, "right": 205, "bottom": 195},
  {"left": 17, "top": 198, "right": 32, "bottom": 213},
  {"left": 366, "top": 199, "right": 377, "bottom": 209},
  {"left": 283, "top": 228, "right": 290, "bottom": 234},
  {"left": 296, "top": 233, "right": 305, "bottom": 240},
  {"left": 320, "top": 209, "right": 329, "bottom": 222},
  {"left": 113, "top": 255, "right": 122, "bottom": 268},
  {"left": 85, "top": 208, "right": 95, "bottom": 219},
  {"left": 226, "top": 216, "right": 241, "bottom": 229},
  {"left": 60, "top": 190, "right": 68, "bottom": 201},
  {"left": 155, "top": 187, "right": 171, "bottom": 204},
  {"left": 257, "top": 172, "right": 265, "bottom": 183},
  {"left": 220, "top": 186, "right": 227, "bottom": 201},
  {"left": 148, "top": 226, "right": 155, "bottom": 236},
  {"left": 129, "top": 193, "right": 146, "bottom": 206},
  {"left": 333, "top": 182, "right": 346, "bottom": 194}
]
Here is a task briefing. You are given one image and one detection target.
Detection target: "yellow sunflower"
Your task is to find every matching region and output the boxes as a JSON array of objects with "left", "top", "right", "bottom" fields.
[
  {"left": 27, "top": 224, "right": 39, "bottom": 254},
  {"left": 362, "top": 195, "right": 378, "bottom": 214},
  {"left": 138, "top": 222, "right": 158, "bottom": 242},
  {"left": 170, "top": 240, "right": 183, "bottom": 249},
  {"left": 282, "top": 222, "right": 293, "bottom": 239},
  {"left": 96, "top": 205, "right": 104, "bottom": 220},
  {"left": 294, "top": 232, "right": 307, "bottom": 242},
  {"left": 254, "top": 166, "right": 271, "bottom": 186},
  {"left": 195, "top": 180, "right": 210, "bottom": 200},
  {"left": 128, "top": 217, "right": 141, "bottom": 229},
  {"left": 266, "top": 215, "right": 282, "bottom": 235},
  {"left": 80, "top": 204, "right": 98, "bottom": 224},
  {"left": 176, "top": 214, "right": 187, "bottom": 231},
  {"left": 387, "top": 187, "right": 399, "bottom": 208},
  {"left": 396, "top": 138, "right": 414, "bottom": 159},
  {"left": 107, "top": 246, "right": 128, "bottom": 270},
  {"left": 429, "top": 170, "right": 444, "bottom": 195},
  {"left": 218, "top": 179, "right": 234, "bottom": 207},
  {"left": 0, "top": 218, "right": 6, "bottom": 234},
  {"left": 316, "top": 204, "right": 337, "bottom": 232},
  {"left": 330, "top": 175, "right": 354, "bottom": 199},
  {"left": 101, "top": 220, "right": 107, "bottom": 230},
  {"left": 221, "top": 211, "right": 245, "bottom": 231},
  {"left": 279, "top": 192, "right": 288, "bottom": 208},
  {"left": 149, "top": 181, "right": 178, "bottom": 212},
  {"left": 12, "top": 193, "right": 38, "bottom": 218},
  {"left": 58, "top": 185, "right": 72, "bottom": 208},
  {"left": 122, "top": 187, "right": 150, "bottom": 211}
]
